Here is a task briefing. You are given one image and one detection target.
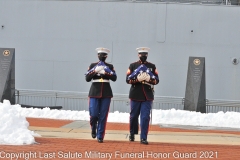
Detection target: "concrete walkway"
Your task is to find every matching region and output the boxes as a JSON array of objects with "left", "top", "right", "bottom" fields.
[{"left": 28, "top": 120, "right": 240, "bottom": 146}]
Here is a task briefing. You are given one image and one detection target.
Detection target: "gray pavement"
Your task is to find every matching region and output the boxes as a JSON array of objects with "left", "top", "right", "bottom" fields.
[
  {"left": 159, "top": 124, "right": 240, "bottom": 132},
  {"left": 61, "top": 120, "right": 90, "bottom": 129},
  {"left": 28, "top": 120, "right": 240, "bottom": 146}
]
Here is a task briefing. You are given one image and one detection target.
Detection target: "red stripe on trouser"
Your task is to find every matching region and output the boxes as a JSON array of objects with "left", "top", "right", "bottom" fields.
[
  {"left": 102, "top": 102, "right": 111, "bottom": 138},
  {"left": 88, "top": 97, "right": 92, "bottom": 127},
  {"left": 129, "top": 99, "right": 131, "bottom": 133}
]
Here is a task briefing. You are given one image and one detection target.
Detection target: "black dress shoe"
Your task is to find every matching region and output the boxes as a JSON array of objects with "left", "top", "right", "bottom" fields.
[
  {"left": 140, "top": 139, "right": 148, "bottom": 145},
  {"left": 97, "top": 138, "right": 103, "bottom": 143},
  {"left": 91, "top": 132, "right": 96, "bottom": 139},
  {"left": 129, "top": 134, "right": 135, "bottom": 141}
]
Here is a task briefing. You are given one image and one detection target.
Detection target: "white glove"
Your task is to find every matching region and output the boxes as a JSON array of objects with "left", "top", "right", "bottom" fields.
[
  {"left": 94, "top": 66, "right": 104, "bottom": 73},
  {"left": 99, "top": 69, "right": 105, "bottom": 75},
  {"left": 137, "top": 73, "right": 146, "bottom": 82},
  {"left": 144, "top": 73, "right": 150, "bottom": 82}
]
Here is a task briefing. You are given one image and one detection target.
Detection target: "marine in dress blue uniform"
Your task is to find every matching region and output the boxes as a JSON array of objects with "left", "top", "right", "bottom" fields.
[
  {"left": 126, "top": 47, "right": 159, "bottom": 145},
  {"left": 85, "top": 47, "right": 117, "bottom": 143}
]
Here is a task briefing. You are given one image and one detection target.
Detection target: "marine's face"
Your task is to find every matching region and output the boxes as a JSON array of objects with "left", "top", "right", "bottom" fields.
[
  {"left": 98, "top": 53, "right": 108, "bottom": 61},
  {"left": 138, "top": 52, "right": 148, "bottom": 58},
  {"left": 138, "top": 52, "right": 148, "bottom": 62}
]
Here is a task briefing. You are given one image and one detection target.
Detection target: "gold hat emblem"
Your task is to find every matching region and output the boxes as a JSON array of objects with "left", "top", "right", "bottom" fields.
[
  {"left": 193, "top": 59, "right": 200, "bottom": 65},
  {"left": 3, "top": 50, "right": 10, "bottom": 56}
]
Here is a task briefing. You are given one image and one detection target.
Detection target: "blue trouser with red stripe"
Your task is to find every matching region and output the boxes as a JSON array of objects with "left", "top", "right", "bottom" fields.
[
  {"left": 89, "top": 97, "right": 111, "bottom": 139},
  {"left": 130, "top": 100, "right": 152, "bottom": 140}
]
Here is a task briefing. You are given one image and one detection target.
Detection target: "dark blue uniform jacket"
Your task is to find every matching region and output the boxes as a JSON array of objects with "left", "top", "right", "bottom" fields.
[{"left": 86, "top": 62, "right": 117, "bottom": 98}]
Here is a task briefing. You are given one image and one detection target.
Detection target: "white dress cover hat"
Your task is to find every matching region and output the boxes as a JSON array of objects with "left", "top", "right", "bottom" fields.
[
  {"left": 96, "top": 47, "right": 110, "bottom": 54},
  {"left": 136, "top": 47, "right": 150, "bottom": 53}
]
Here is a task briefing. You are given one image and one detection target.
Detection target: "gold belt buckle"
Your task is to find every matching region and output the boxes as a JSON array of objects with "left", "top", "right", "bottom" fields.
[{"left": 100, "top": 78, "right": 103, "bottom": 82}]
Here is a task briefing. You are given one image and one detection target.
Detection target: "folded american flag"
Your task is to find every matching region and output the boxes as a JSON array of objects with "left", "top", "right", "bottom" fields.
[
  {"left": 127, "top": 64, "right": 158, "bottom": 80},
  {"left": 85, "top": 61, "right": 116, "bottom": 76}
]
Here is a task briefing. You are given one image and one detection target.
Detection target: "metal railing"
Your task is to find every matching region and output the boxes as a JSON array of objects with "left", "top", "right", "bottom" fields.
[
  {"left": 15, "top": 89, "right": 240, "bottom": 113},
  {"left": 65, "top": 0, "right": 239, "bottom": 5},
  {"left": 206, "top": 99, "right": 240, "bottom": 113},
  {"left": 133, "top": 0, "right": 239, "bottom": 5}
]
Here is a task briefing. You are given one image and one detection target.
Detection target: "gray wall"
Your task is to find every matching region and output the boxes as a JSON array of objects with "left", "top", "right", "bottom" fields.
[{"left": 0, "top": 0, "right": 240, "bottom": 100}]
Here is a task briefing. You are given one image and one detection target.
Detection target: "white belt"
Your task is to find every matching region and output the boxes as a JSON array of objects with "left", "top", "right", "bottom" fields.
[
  {"left": 142, "top": 81, "right": 153, "bottom": 87},
  {"left": 92, "top": 79, "right": 109, "bottom": 82}
]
